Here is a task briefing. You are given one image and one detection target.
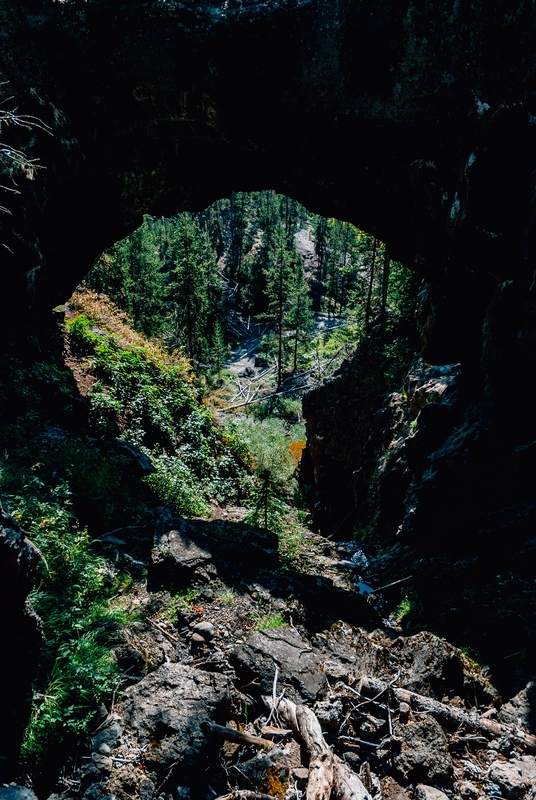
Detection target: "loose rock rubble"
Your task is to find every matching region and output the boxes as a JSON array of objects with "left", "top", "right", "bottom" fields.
[
  {"left": 5, "top": 511, "right": 536, "bottom": 800},
  {"left": 59, "top": 620, "right": 536, "bottom": 800}
]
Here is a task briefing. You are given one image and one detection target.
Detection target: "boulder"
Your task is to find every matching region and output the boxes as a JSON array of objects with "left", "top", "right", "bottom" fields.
[
  {"left": 92, "top": 719, "right": 122, "bottom": 753},
  {"left": 311, "top": 623, "right": 390, "bottom": 684},
  {"left": 149, "top": 520, "right": 213, "bottom": 590},
  {"left": 231, "top": 748, "right": 290, "bottom": 795},
  {"left": 393, "top": 716, "right": 453, "bottom": 785},
  {"left": 414, "top": 786, "right": 450, "bottom": 800},
  {"left": 498, "top": 683, "right": 536, "bottom": 732},
  {"left": 120, "top": 663, "right": 231, "bottom": 770},
  {"left": 389, "top": 631, "right": 466, "bottom": 700},
  {"left": 488, "top": 756, "right": 536, "bottom": 799},
  {"left": 149, "top": 513, "right": 279, "bottom": 590},
  {"left": 230, "top": 626, "right": 328, "bottom": 703}
]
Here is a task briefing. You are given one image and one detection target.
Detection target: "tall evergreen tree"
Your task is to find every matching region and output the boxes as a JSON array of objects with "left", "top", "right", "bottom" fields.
[
  {"left": 264, "top": 224, "right": 294, "bottom": 386},
  {"left": 167, "top": 214, "right": 213, "bottom": 362},
  {"left": 287, "top": 253, "right": 314, "bottom": 371}
]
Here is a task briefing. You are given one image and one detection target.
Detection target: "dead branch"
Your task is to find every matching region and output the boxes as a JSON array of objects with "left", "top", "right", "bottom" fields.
[
  {"left": 215, "top": 792, "right": 279, "bottom": 800},
  {"left": 204, "top": 721, "right": 274, "bottom": 750},
  {"left": 359, "top": 676, "right": 536, "bottom": 754},
  {"left": 267, "top": 697, "right": 371, "bottom": 800},
  {"left": 332, "top": 756, "right": 372, "bottom": 800},
  {"left": 144, "top": 616, "right": 178, "bottom": 644}
]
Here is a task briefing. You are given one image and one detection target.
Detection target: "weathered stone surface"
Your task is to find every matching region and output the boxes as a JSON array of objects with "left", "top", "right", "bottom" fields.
[
  {"left": 150, "top": 524, "right": 213, "bottom": 589},
  {"left": 389, "top": 631, "right": 466, "bottom": 700},
  {"left": 393, "top": 716, "right": 453, "bottom": 785},
  {"left": 232, "top": 748, "right": 290, "bottom": 794},
  {"left": 414, "top": 786, "right": 450, "bottom": 800},
  {"left": 311, "top": 623, "right": 390, "bottom": 685},
  {"left": 120, "top": 662, "right": 231, "bottom": 769},
  {"left": 91, "top": 719, "right": 122, "bottom": 753},
  {"left": 230, "top": 626, "right": 328, "bottom": 703},
  {"left": 498, "top": 683, "right": 536, "bottom": 732},
  {"left": 193, "top": 621, "right": 215, "bottom": 641},
  {"left": 488, "top": 757, "right": 536, "bottom": 799},
  {"left": 149, "top": 510, "right": 279, "bottom": 589}
]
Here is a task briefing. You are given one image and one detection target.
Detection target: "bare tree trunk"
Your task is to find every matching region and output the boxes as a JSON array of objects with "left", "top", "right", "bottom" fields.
[
  {"left": 379, "top": 249, "right": 390, "bottom": 328},
  {"left": 365, "top": 238, "right": 377, "bottom": 333}
]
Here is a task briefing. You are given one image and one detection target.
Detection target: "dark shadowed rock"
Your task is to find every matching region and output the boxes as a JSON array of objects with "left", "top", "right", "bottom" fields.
[
  {"left": 393, "top": 716, "right": 453, "bottom": 785},
  {"left": 149, "top": 511, "right": 278, "bottom": 590},
  {"left": 498, "top": 682, "right": 536, "bottom": 732},
  {"left": 150, "top": 523, "right": 213, "bottom": 590},
  {"left": 0, "top": 788, "right": 39, "bottom": 800},
  {"left": 311, "top": 623, "right": 390, "bottom": 685},
  {"left": 91, "top": 719, "right": 123, "bottom": 753},
  {"left": 0, "top": 509, "right": 43, "bottom": 777},
  {"left": 389, "top": 632, "right": 466, "bottom": 700},
  {"left": 120, "top": 662, "right": 231, "bottom": 770},
  {"left": 115, "top": 440, "right": 155, "bottom": 476},
  {"left": 230, "top": 626, "right": 328, "bottom": 703},
  {"left": 232, "top": 748, "right": 290, "bottom": 794}
]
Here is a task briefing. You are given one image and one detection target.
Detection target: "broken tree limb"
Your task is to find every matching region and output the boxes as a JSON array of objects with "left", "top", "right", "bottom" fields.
[
  {"left": 203, "top": 721, "right": 274, "bottom": 750},
  {"left": 296, "top": 704, "right": 334, "bottom": 800},
  {"left": 266, "top": 697, "right": 371, "bottom": 800},
  {"left": 332, "top": 755, "right": 372, "bottom": 800},
  {"left": 359, "top": 676, "right": 536, "bottom": 754},
  {"left": 215, "top": 792, "right": 279, "bottom": 800}
]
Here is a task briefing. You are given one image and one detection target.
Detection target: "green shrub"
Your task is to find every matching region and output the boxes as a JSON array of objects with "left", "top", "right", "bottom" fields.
[
  {"left": 0, "top": 466, "right": 125, "bottom": 765},
  {"left": 66, "top": 290, "right": 250, "bottom": 516}
]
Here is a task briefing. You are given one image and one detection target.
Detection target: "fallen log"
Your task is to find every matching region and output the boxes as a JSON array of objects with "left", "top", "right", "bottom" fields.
[
  {"left": 358, "top": 676, "right": 536, "bottom": 754},
  {"left": 215, "top": 792, "right": 279, "bottom": 800},
  {"left": 266, "top": 697, "right": 371, "bottom": 800}
]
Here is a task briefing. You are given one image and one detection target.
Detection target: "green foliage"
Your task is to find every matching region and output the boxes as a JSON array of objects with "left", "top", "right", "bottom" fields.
[
  {"left": 395, "top": 595, "right": 414, "bottom": 624},
  {"left": 233, "top": 416, "right": 301, "bottom": 533},
  {"left": 163, "top": 588, "right": 199, "bottom": 622},
  {"left": 219, "top": 587, "right": 237, "bottom": 605},
  {"left": 0, "top": 468, "right": 124, "bottom": 765},
  {"left": 87, "top": 213, "right": 225, "bottom": 365},
  {"left": 255, "top": 613, "right": 286, "bottom": 631},
  {"left": 277, "top": 515, "right": 309, "bottom": 568},
  {"left": 66, "top": 290, "right": 248, "bottom": 516}
]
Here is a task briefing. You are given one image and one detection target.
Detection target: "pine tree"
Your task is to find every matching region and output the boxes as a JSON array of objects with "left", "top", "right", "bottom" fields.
[
  {"left": 87, "top": 218, "right": 165, "bottom": 337},
  {"left": 210, "top": 318, "right": 228, "bottom": 381},
  {"left": 167, "top": 214, "right": 212, "bottom": 362},
  {"left": 287, "top": 253, "right": 314, "bottom": 372},
  {"left": 264, "top": 224, "right": 294, "bottom": 386}
]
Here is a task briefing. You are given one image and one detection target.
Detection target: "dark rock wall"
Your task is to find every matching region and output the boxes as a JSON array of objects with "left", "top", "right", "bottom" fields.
[{"left": 0, "top": 510, "right": 42, "bottom": 779}]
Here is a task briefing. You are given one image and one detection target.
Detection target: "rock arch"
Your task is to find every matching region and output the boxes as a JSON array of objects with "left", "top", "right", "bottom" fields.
[
  {"left": 2, "top": 1, "right": 536, "bottom": 760},
  {"left": 2, "top": 0, "right": 535, "bottom": 372}
]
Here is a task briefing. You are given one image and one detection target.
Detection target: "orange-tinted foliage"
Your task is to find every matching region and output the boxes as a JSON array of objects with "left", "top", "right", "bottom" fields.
[{"left": 289, "top": 439, "right": 306, "bottom": 466}]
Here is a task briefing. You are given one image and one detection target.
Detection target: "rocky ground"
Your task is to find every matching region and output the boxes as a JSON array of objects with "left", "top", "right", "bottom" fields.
[{"left": 4, "top": 508, "right": 536, "bottom": 800}]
